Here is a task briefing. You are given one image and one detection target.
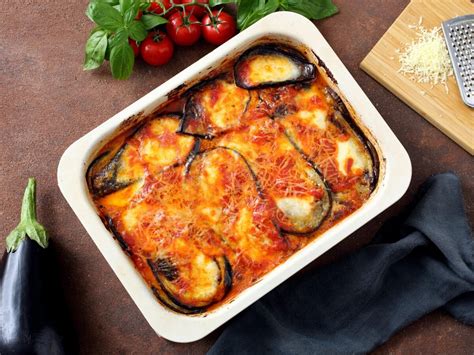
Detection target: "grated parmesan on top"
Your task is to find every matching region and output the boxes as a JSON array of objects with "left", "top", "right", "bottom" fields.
[{"left": 398, "top": 24, "right": 453, "bottom": 92}]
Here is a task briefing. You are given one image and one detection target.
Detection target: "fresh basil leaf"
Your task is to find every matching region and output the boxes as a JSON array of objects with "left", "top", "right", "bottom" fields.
[
  {"left": 110, "top": 43, "right": 135, "bottom": 79},
  {"left": 105, "top": 35, "right": 114, "bottom": 60},
  {"left": 88, "top": 2, "right": 124, "bottom": 30},
  {"left": 86, "top": 0, "right": 121, "bottom": 21},
  {"left": 237, "top": 0, "right": 279, "bottom": 30},
  {"left": 141, "top": 14, "right": 168, "bottom": 30},
  {"left": 84, "top": 29, "right": 108, "bottom": 70},
  {"left": 123, "top": 2, "right": 140, "bottom": 25},
  {"left": 139, "top": 1, "right": 150, "bottom": 10},
  {"left": 128, "top": 21, "right": 148, "bottom": 41},
  {"left": 279, "top": 0, "right": 338, "bottom": 19},
  {"left": 110, "top": 27, "right": 129, "bottom": 48},
  {"left": 119, "top": 0, "right": 133, "bottom": 14},
  {"left": 210, "top": 0, "right": 237, "bottom": 6}
]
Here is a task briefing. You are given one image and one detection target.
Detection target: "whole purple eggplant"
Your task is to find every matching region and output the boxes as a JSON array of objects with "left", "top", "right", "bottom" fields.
[{"left": 0, "top": 178, "right": 70, "bottom": 354}]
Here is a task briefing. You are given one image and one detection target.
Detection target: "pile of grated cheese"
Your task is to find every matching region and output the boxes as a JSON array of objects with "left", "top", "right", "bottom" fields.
[{"left": 397, "top": 20, "right": 453, "bottom": 92}]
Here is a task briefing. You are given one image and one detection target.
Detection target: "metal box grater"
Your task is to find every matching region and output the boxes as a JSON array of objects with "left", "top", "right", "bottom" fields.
[{"left": 442, "top": 14, "right": 474, "bottom": 108}]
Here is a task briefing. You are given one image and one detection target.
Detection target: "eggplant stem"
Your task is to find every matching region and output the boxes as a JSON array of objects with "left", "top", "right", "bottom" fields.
[{"left": 6, "top": 178, "right": 49, "bottom": 252}]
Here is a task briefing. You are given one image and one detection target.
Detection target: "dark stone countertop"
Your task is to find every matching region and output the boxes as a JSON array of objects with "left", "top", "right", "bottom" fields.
[{"left": 0, "top": 0, "right": 472, "bottom": 353}]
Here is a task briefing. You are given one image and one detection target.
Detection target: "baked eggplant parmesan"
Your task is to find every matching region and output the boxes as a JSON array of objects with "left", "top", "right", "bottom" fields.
[{"left": 87, "top": 43, "right": 379, "bottom": 314}]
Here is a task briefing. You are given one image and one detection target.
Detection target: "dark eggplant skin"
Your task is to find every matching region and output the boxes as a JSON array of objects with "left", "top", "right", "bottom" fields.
[
  {"left": 147, "top": 255, "right": 232, "bottom": 314},
  {"left": 179, "top": 77, "right": 251, "bottom": 139},
  {"left": 325, "top": 87, "right": 379, "bottom": 190},
  {"left": 88, "top": 146, "right": 133, "bottom": 197},
  {"left": 234, "top": 45, "right": 316, "bottom": 89},
  {"left": 0, "top": 179, "right": 74, "bottom": 354}
]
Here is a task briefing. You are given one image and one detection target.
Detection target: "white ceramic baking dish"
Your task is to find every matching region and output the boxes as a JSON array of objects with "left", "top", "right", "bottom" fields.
[{"left": 58, "top": 11, "right": 411, "bottom": 343}]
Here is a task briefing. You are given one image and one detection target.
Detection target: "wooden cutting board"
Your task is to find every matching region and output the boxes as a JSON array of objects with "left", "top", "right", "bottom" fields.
[{"left": 360, "top": 0, "right": 474, "bottom": 155}]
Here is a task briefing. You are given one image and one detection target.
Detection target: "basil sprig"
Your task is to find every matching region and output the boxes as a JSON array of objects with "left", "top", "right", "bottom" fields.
[
  {"left": 84, "top": 0, "right": 166, "bottom": 79},
  {"left": 84, "top": 0, "right": 338, "bottom": 80},
  {"left": 209, "top": 0, "right": 338, "bottom": 30},
  {"left": 238, "top": 0, "right": 338, "bottom": 30}
]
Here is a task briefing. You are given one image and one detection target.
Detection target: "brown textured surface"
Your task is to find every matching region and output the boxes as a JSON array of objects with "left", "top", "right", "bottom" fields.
[{"left": 0, "top": 0, "right": 472, "bottom": 354}]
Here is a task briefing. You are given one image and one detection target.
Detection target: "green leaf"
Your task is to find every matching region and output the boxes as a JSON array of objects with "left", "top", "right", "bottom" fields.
[
  {"left": 110, "top": 27, "right": 129, "bottom": 48},
  {"left": 210, "top": 0, "right": 237, "bottom": 6},
  {"left": 139, "top": 1, "right": 151, "bottom": 10},
  {"left": 110, "top": 43, "right": 135, "bottom": 79},
  {"left": 86, "top": 0, "right": 121, "bottom": 20},
  {"left": 128, "top": 20, "right": 148, "bottom": 41},
  {"left": 141, "top": 14, "right": 168, "bottom": 30},
  {"left": 123, "top": 2, "right": 140, "bottom": 25},
  {"left": 87, "top": 2, "right": 123, "bottom": 31},
  {"left": 6, "top": 178, "right": 49, "bottom": 252},
  {"left": 84, "top": 29, "right": 108, "bottom": 70},
  {"left": 279, "top": 0, "right": 338, "bottom": 20},
  {"left": 237, "top": 0, "right": 279, "bottom": 30},
  {"left": 105, "top": 35, "right": 114, "bottom": 60},
  {"left": 119, "top": 0, "right": 133, "bottom": 14}
]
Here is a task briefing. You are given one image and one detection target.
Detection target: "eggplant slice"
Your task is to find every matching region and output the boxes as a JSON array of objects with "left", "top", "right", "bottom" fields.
[
  {"left": 180, "top": 77, "right": 250, "bottom": 138},
  {"left": 88, "top": 115, "right": 196, "bottom": 197},
  {"left": 215, "top": 118, "right": 331, "bottom": 234},
  {"left": 234, "top": 45, "right": 316, "bottom": 89},
  {"left": 111, "top": 172, "right": 233, "bottom": 313},
  {"left": 270, "top": 82, "right": 377, "bottom": 202},
  {"left": 148, "top": 254, "right": 232, "bottom": 313},
  {"left": 186, "top": 147, "right": 289, "bottom": 263},
  {"left": 89, "top": 143, "right": 142, "bottom": 197}
]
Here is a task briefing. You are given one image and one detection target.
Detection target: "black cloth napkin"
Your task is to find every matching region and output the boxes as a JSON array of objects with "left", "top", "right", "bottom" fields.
[{"left": 208, "top": 172, "right": 474, "bottom": 354}]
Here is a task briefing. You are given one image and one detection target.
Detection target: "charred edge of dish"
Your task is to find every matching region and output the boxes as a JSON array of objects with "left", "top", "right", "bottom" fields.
[
  {"left": 312, "top": 51, "right": 337, "bottom": 84},
  {"left": 182, "top": 73, "right": 230, "bottom": 98},
  {"left": 104, "top": 216, "right": 132, "bottom": 256},
  {"left": 166, "top": 83, "right": 187, "bottom": 100},
  {"left": 151, "top": 112, "right": 182, "bottom": 121},
  {"left": 118, "top": 111, "right": 145, "bottom": 132},
  {"left": 151, "top": 286, "right": 203, "bottom": 315},
  {"left": 327, "top": 87, "right": 379, "bottom": 190},
  {"left": 147, "top": 259, "right": 207, "bottom": 314},
  {"left": 234, "top": 45, "right": 316, "bottom": 89}
]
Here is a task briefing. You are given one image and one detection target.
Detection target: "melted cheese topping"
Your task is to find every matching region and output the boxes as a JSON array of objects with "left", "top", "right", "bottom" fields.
[
  {"left": 276, "top": 197, "right": 313, "bottom": 219},
  {"left": 246, "top": 54, "right": 300, "bottom": 85},
  {"left": 298, "top": 109, "right": 327, "bottom": 129},
  {"left": 136, "top": 117, "right": 195, "bottom": 173},
  {"left": 88, "top": 53, "right": 376, "bottom": 314},
  {"left": 183, "top": 78, "right": 250, "bottom": 136},
  {"left": 336, "top": 138, "right": 367, "bottom": 176}
]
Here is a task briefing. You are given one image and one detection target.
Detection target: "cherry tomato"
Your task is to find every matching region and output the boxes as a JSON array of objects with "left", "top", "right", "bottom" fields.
[
  {"left": 140, "top": 32, "right": 174, "bottom": 66},
  {"left": 135, "top": 10, "right": 143, "bottom": 20},
  {"left": 201, "top": 10, "right": 236, "bottom": 45},
  {"left": 181, "top": 0, "right": 208, "bottom": 19},
  {"left": 148, "top": 0, "right": 180, "bottom": 18},
  {"left": 129, "top": 39, "right": 140, "bottom": 57},
  {"left": 166, "top": 12, "right": 201, "bottom": 46}
]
